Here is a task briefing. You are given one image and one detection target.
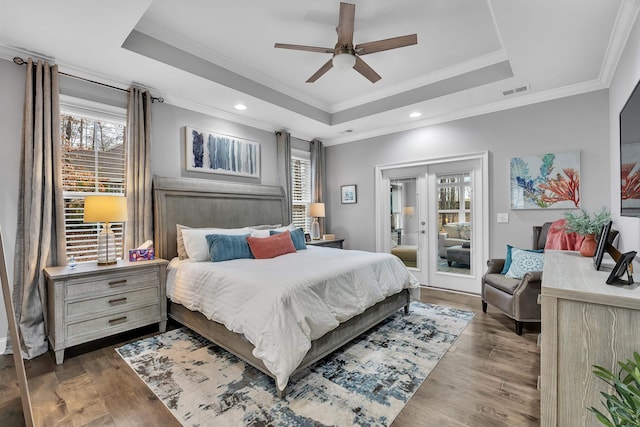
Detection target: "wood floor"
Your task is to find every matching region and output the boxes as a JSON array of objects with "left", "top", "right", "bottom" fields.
[{"left": 0, "top": 287, "right": 540, "bottom": 426}]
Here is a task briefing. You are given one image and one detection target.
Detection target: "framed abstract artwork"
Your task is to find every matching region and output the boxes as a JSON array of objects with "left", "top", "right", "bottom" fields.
[
  {"left": 510, "top": 151, "right": 580, "bottom": 209},
  {"left": 341, "top": 184, "right": 357, "bottom": 204},
  {"left": 185, "top": 127, "right": 260, "bottom": 178}
]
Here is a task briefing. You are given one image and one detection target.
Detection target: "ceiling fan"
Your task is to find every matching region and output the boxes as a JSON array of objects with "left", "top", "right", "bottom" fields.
[{"left": 274, "top": 2, "right": 417, "bottom": 83}]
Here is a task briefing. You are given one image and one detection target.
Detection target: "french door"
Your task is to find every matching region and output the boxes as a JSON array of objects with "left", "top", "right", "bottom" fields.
[{"left": 375, "top": 153, "right": 488, "bottom": 294}]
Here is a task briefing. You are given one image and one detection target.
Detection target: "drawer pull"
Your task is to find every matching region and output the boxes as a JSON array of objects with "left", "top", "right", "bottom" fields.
[
  {"left": 108, "top": 297, "right": 128, "bottom": 306},
  {"left": 109, "top": 279, "right": 127, "bottom": 288},
  {"left": 108, "top": 316, "right": 128, "bottom": 326}
]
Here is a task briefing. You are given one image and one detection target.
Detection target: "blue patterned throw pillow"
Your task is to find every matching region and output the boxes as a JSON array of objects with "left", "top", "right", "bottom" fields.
[
  {"left": 505, "top": 248, "right": 544, "bottom": 279},
  {"left": 501, "top": 244, "right": 544, "bottom": 274}
]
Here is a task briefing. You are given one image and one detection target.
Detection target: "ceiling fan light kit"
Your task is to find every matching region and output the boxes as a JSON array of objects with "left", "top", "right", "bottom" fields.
[
  {"left": 274, "top": 2, "right": 417, "bottom": 83},
  {"left": 333, "top": 51, "right": 356, "bottom": 69}
]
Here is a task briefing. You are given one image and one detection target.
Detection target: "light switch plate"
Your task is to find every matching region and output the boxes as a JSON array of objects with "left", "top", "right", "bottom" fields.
[{"left": 497, "top": 213, "right": 509, "bottom": 223}]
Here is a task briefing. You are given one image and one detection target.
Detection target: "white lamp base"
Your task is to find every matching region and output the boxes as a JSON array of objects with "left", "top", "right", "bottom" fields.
[{"left": 311, "top": 218, "right": 320, "bottom": 240}]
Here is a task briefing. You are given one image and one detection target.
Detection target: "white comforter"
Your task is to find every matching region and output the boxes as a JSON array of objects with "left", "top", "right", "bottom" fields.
[{"left": 167, "top": 246, "right": 420, "bottom": 391}]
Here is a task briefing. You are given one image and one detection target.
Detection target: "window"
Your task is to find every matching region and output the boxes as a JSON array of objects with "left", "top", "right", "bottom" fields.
[
  {"left": 437, "top": 172, "right": 471, "bottom": 230},
  {"left": 291, "top": 149, "right": 312, "bottom": 232},
  {"left": 60, "top": 97, "right": 127, "bottom": 262}
]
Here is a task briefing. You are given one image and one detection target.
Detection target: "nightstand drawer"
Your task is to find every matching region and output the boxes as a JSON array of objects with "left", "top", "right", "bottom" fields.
[
  {"left": 45, "top": 259, "right": 168, "bottom": 364},
  {"left": 66, "top": 304, "right": 160, "bottom": 341},
  {"left": 65, "top": 270, "right": 159, "bottom": 298},
  {"left": 66, "top": 286, "right": 160, "bottom": 318}
]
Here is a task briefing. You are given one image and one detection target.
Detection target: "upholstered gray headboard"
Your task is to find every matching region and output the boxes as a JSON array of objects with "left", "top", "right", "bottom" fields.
[{"left": 153, "top": 175, "right": 287, "bottom": 260}]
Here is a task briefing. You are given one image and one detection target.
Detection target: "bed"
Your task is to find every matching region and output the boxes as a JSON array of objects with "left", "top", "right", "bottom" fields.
[{"left": 153, "top": 175, "right": 420, "bottom": 397}]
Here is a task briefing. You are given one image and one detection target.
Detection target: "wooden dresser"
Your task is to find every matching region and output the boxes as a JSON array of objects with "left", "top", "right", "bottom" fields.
[
  {"left": 541, "top": 250, "right": 640, "bottom": 426},
  {"left": 44, "top": 258, "right": 168, "bottom": 364}
]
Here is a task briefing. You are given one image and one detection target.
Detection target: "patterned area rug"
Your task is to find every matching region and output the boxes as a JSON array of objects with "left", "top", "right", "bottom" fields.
[{"left": 116, "top": 302, "right": 474, "bottom": 426}]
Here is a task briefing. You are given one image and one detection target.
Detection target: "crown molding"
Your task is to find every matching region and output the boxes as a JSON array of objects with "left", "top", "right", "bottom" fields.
[
  {"left": 330, "top": 50, "right": 509, "bottom": 113},
  {"left": 599, "top": 0, "right": 640, "bottom": 86},
  {"left": 324, "top": 79, "right": 608, "bottom": 146}
]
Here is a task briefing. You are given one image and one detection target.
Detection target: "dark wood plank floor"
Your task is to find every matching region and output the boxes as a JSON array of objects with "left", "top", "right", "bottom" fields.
[{"left": 0, "top": 288, "right": 540, "bottom": 426}]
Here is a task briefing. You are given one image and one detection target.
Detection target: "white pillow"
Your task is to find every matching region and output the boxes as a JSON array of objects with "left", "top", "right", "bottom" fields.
[
  {"left": 250, "top": 223, "right": 296, "bottom": 238},
  {"left": 250, "top": 229, "right": 271, "bottom": 238},
  {"left": 181, "top": 227, "right": 250, "bottom": 261},
  {"left": 176, "top": 224, "right": 190, "bottom": 260}
]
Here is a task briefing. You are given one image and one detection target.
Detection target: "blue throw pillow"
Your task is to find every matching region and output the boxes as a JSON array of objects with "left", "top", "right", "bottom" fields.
[
  {"left": 501, "top": 244, "right": 544, "bottom": 274},
  {"left": 205, "top": 234, "right": 253, "bottom": 262},
  {"left": 505, "top": 248, "right": 544, "bottom": 279},
  {"left": 270, "top": 228, "right": 307, "bottom": 250}
]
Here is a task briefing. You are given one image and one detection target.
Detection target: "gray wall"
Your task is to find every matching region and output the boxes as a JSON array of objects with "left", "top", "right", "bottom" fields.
[
  {"left": 609, "top": 13, "right": 640, "bottom": 253},
  {"left": 325, "top": 90, "right": 610, "bottom": 258},
  {"left": 0, "top": 57, "right": 283, "bottom": 346},
  {"left": 0, "top": 58, "right": 26, "bottom": 345},
  {"left": 151, "top": 104, "right": 279, "bottom": 186}
]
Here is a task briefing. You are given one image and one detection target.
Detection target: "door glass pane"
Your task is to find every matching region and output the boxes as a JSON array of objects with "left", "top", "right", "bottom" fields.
[
  {"left": 436, "top": 172, "right": 472, "bottom": 274},
  {"left": 389, "top": 178, "right": 418, "bottom": 268}
]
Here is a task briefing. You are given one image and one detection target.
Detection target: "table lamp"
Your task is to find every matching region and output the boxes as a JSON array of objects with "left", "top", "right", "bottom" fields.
[
  {"left": 309, "top": 202, "right": 325, "bottom": 240},
  {"left": 84, "top": 195, "right": 128, "bottom": 265}
]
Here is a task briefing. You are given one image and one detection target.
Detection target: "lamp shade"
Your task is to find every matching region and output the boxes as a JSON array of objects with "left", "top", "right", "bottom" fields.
[
  {"left": 309, "top": 202, "right": 325, "bottom": 218},
  {"left": 84, "top": 195, "right": 128, "bottom": 223}
]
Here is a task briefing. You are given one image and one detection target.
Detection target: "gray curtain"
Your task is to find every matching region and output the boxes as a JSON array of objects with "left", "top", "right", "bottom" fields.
[
  {"left": 10, "top": 59, "right": 65, "bottom": 358},
  {"left": 310, "top": 138, "right": 326, "bottom": 236},
  {"left": 276, "top": 130, "right": 292, "bottom": 223},
  {"left": 125, "top": 87, "right": 153, "bottom": 250}
]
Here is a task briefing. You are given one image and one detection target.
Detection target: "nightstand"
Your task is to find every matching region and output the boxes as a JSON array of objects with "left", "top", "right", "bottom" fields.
[
  {"left": 307, "top": 238, "right": 345, "bottom": 249},
  {"left": 44, "top": 258, "right": 168, "bottom": 364}
]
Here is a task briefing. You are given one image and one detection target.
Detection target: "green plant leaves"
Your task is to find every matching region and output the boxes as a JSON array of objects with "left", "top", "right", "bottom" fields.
[{"left": 590, "top": 352, "right": 640, "bottom": 426}]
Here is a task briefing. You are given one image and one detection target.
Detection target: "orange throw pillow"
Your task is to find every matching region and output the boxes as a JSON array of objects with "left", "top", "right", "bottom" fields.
[{"left": 247, "top": 230, "right": 296, "bottom": 259}]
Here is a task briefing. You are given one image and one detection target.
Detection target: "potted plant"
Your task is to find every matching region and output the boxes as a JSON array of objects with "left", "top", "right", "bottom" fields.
[
  {"left": 589, "top": 352, "right": 640, "bottom": 426},
  {"left": 563, "top": 208, "right": 611, "bottom": 256}
]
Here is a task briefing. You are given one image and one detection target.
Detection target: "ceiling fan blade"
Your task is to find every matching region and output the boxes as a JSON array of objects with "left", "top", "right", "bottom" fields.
[
  {"left": 336, "top": 2, "right": 355, "bottom": 45},
  {"left": 306, "top": 59, "right": 334, "bottom": 83},
  {"left": 355, "top": 34, "right": 418, "bottom": 55},
  {"left": 353, "top": 56, "right": 381, "bottom": 83},
  {"left": 274, "top": 43, "right": 334, "bottom": 54}
]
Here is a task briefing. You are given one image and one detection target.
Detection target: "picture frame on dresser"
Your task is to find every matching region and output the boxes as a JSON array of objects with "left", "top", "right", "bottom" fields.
[
  {"left": 605, "top": 251, "right": 636, "bottom": 285},
  {"left": 593, "top": 220, "right": 612, "bottom": 270}
]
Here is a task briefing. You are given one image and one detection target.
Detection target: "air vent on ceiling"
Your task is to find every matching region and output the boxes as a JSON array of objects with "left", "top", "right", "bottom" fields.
[{"left": 502, "top": 84, "right": 530, "bottom": 97}]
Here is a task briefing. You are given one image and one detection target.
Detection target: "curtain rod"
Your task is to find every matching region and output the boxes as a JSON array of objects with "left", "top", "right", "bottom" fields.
[{"left": 12, "top": 56, "right": 164, "bottom": 104}]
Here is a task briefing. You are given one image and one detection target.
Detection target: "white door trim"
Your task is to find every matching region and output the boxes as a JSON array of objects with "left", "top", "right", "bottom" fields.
[{"left": 374, "top": 151, "right": 489, "bottom": 293}]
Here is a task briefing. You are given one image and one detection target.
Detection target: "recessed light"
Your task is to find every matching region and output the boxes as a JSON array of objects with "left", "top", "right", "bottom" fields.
[
  {"left": 234, "top": 104, "right": 247, "bottom": 110},
  {"left": 409, "top": 112, "right": 421, "bottom": 118}
]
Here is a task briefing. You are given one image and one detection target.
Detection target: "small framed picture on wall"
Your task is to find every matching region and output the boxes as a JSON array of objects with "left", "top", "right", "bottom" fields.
[{"left": 341, "top": 184, "right": 357, "bottom": 204}]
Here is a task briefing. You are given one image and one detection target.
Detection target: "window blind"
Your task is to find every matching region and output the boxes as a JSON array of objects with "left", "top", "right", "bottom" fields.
[
  {"left": 291, "top": 152, "right": 311, "bottom": 232},
  {"left": 60, "top": 100, "right": 127, "bottom": 262}
]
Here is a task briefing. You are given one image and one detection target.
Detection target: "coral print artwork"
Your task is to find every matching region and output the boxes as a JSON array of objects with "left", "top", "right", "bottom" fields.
[{"left": 510, "top": 151, "right": 580, "bottom": 209}]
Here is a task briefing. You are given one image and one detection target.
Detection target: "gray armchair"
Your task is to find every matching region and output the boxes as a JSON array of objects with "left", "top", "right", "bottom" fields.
[
  {"left": 481, "top": 223, "right": 551, "bottom": 335},
  {"left": 482, "top": 222, "right": 619, "bottom": 335}
]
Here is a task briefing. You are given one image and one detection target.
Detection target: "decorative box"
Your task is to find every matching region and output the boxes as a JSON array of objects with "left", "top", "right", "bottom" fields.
[
  {"left": 129, "top": 248, "right": 155, "bottom": 262},
  {"left": 323, "top": 234, "right": 336, "bottom": 240}
]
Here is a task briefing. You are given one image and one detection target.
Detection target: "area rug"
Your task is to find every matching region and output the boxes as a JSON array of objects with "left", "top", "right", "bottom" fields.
[{"left": 116, "top": 302, "right": 474, "bottom": 426}]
